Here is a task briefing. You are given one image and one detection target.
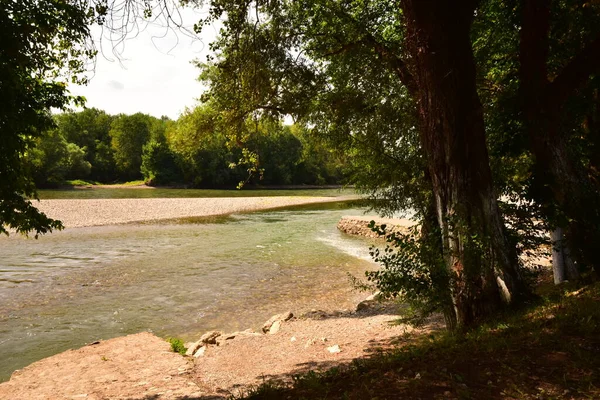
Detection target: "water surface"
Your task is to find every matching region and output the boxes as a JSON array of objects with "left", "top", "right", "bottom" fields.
[{"left": 0, "top": 202, "right": 377, "bottom": 381}]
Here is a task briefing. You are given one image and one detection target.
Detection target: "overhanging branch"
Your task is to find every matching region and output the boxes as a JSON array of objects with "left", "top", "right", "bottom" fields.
[{"left": 547, "top": 33, "right": 600, "bottom": 106}]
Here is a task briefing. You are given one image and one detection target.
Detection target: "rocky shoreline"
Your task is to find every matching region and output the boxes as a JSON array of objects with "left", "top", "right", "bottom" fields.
[
  {"left": 0, "top": 294, "right": 440, "bottom": 399},
  {"left": 337, "top": 215, "right": 414, "bottom": 238}
]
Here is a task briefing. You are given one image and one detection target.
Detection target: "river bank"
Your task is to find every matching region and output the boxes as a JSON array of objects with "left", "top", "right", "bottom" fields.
[
  {"left": 0, "top": 296, "right": 442, "bottom": 399},
  {"left": 32, "top": 195, "right": 358, "bottom": 229}
]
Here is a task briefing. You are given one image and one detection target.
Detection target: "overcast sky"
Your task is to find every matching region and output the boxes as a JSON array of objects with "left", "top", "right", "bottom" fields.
[{"left": 70, "top": 7, "right": 218, "bottom": 120}]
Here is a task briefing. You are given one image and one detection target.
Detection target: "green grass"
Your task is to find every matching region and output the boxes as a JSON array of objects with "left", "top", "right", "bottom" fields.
[
  {"left": 237, "top": 273, "right": 600, "bottom": 399},
  {"left": 64, "top": 179, "right": 100, "bottom": 186},
  {"left": 167, "top": 337, "right": 187, "bottom": 356},
  {"left": 118, "top": 180, "right": 146, "bottom": 186}
]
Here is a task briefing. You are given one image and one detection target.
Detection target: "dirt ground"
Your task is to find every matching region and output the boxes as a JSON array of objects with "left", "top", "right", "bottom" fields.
[{"left": 0, "top": 302, "right": 441, "bottom": 400}]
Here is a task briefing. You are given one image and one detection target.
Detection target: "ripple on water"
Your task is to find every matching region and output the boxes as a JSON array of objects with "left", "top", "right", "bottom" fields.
[{"left": 0, "top": 204, "right": 379, "bottom": 382}]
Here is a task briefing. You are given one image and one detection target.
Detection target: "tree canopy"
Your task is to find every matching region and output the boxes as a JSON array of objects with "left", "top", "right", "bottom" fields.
[
  {"left": 196, "top": 0, "right": 600, "bottom": 328},
  {"left": 0, "top": 0, "right": 95, "bottom": 236}
]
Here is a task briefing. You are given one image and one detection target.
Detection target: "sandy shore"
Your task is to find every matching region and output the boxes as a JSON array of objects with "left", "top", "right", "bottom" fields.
[
  {"left": 33, "top": 196, "right": 356, "bottom": 229},
  {"left": 0, "top": 304, "right": 441, "bottom": 399}
]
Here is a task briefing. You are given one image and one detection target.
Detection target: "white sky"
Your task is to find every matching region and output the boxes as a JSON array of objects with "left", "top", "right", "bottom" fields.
[{"left": 70, "top": 7, "right": 219, "bottom": 120}]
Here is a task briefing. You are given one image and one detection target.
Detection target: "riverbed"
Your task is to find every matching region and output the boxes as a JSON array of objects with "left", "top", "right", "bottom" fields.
[{"left": 0, "top": 199, "right": 378, "bottom": 381}]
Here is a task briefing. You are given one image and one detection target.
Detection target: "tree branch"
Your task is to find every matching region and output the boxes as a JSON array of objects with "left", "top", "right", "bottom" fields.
[
  {"left": 519, "top": 0, "right": 550, "bottom": 104},
  {"left": 547, "top": 33, "right": 600, "bottom": 106},
  {"left": 362, "top": 33, "right": 417, "bottom": 96}
]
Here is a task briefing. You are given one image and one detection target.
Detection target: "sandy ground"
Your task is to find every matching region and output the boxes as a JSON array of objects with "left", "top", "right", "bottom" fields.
[
  {"left": 0, "top": 304, "right": 441, "bottom": 400},
  {"left": 33, "top": 196, "right": 356, "bottom": 228}
]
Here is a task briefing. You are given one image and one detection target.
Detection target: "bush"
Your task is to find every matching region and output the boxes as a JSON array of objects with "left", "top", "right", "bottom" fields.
[{"left": 167, "top": 337, "right": 187, "bottom": 355}]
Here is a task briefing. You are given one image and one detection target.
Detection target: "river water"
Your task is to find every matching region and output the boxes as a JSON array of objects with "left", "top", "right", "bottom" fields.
[{"left": 0, "top": 201, "right": 378, "bottom": 382}]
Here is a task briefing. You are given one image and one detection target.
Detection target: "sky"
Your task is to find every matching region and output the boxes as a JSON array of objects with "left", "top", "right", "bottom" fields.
[{"left": 70, "top": 7, "right": 219, "bottom": 120}]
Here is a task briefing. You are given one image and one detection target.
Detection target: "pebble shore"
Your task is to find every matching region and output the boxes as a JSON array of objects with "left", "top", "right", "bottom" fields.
[{"left": 33, "top": 196, "right": 355, "bottom": 228}]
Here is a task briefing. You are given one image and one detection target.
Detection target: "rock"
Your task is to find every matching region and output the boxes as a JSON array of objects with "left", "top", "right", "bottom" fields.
[
  {"left": 290, "top": 336, "right": 296, "bottom": 342},
  {"left": 326, "top": 345, "right": 341, "bottom": 353},
  {"left": 356, "top": 299, "right": 376, "bottom": 312},
  {"left": 365, "top": 291, "right": 382, "bottom": 302},
  {"left": 337, "top": 217, "right": 410, "bottom": 238},
  {"left": 184, "top": 341, "right": 203, "bottom": 357},
  {"left": 268, "top": 320, "right": 282, "bottom": 334},
  {"left": 262, "top": 311, "right": 293, "bottom": 334},
  {"left": 193, "top": 346, "right": 206, "bottom": 358},
  {"left": 199, "top": 331, "right": 222, "bottom": 345},
  {"left": 302, "top": 310, "right": 328, "bottom": 320}
]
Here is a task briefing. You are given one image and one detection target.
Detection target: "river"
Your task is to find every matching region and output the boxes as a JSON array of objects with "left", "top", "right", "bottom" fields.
[{"left": 0, "top": 198, "right": 378, "bottom": 382}]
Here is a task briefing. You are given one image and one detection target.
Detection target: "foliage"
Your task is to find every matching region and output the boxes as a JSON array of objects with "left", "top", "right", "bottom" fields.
[
  {"left": 196, "top": 0, "right": 600, "bottom": 328},
  {"left": 166, "top": 337, "right": 187, "bottom": 355},
  {"left": 366, "top": 222, "right": 450, "bottom": 325},
  {"left": 109, "top": 113, "right": 153, "bottom": 181},
  {"left": 141, "top": 140, "right": 182, "bottom": 185},
  {"left": 0, "top": 0, "right": 96, "bottom": 236},
  {"left": 54, "top": 108, "right": 116, "bottom": 182}
]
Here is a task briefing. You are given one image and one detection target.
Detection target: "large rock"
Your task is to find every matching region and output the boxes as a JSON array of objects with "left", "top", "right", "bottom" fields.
[
  {"left": 185, "top": 330, "right": 223, "bottom": 356},
  {"left": 262, "top": 312, "right": 293, "bottom": 334},
  {"left": 356, "top": 292, "right": 384, "bottom": 312},
  {"left": 199, "top": 330, "right": 222, "bottom": 345}
]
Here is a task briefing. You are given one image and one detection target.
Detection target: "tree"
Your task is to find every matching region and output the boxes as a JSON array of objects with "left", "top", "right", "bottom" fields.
[
  {"left": 141, "top": 140, "right": 182, "bottom": 185},
  {"left": 55, "top": 108, "right": 116, "bottom": 182},
  {"left": 197, "top": 0, "right": 527, "bottom": 328},
  {"left": 519, "top": 0, "right": 600, "bottom": 273},
  {"left": 109, "top": 113, "right": 154, "bottom": 181},
  {"left": 197, "top": 0, "right": 600, "bottom": 328},
  {"left": 0, "top": 0, "right": 94, "bottom": 236}
]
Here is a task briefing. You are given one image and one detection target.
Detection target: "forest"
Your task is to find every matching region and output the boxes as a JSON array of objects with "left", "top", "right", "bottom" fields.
[{"left": 29, "top": 106, "right": 347, "bottom": 188}]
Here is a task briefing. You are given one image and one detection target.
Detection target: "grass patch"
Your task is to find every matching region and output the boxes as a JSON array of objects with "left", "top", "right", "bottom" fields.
[
  {"left": 167, "top": 337, "right": 187, "bottom": 355},
  {"left": 238, "top": 274, "right": 600, "bottom": 399},
  {"left": 64, "top": 179, "right": 100, "bottom": 186},
  {"left": 120, "top": 180, "right": 146, "bottom": 186}
]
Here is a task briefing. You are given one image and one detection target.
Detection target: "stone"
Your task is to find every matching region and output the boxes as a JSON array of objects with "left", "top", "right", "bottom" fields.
[
  {"left": 326, "top": 345, "right": 341, "bottom": 353},
  {"left": 268, "top": 320, "right": 282, "bottom": 334},
  {"left": 365, "top": 291, "right": 382, "bottom": 302},
  {"left": 356, "top": 300, "right": 375, "bottom": 312},
  {"left": 184, "top": 340, "right": 203, "bottom": 357},
  {"left": 199, "top": 331, "right": 222, "bottom": 345},
  {"left": 261, "top": 311, "right": 293, "bottom": 333},
  {"left": 193, "top": 346, "right": 206, "bottom": 358}
]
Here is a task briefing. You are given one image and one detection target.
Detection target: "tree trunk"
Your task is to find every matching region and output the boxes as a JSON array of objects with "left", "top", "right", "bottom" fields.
[
  {"left": 401, "top": 0, "right": 525, "bottom": 329},
  {"left": 520, "top": 0, "right": 600, "bottom": 273},
  {"left": 551, "top": 227, "right": 566, "bottom": 284},
  {"left": 551, "top": 227, "right": 579, "bottom": 284}
]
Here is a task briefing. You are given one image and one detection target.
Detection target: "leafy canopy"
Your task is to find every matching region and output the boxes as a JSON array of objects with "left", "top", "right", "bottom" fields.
[{"left": 0, "top": 0, "right": 95, "bottom": 236}]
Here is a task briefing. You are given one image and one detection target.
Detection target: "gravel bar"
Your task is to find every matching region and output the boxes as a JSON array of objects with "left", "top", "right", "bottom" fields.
[{"left": 33, "top": 196, "right": 355, "bottom": 228}]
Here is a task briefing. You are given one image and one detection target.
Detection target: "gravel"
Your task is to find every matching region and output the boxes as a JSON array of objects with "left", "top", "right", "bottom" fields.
[{"left": 33, "top": 196, "right": 353, "bottom": 229}]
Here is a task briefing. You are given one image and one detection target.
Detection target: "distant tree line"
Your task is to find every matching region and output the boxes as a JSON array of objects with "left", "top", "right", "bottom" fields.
[{"left": 28, "top": 106, "right": 347, "bottom": 188}]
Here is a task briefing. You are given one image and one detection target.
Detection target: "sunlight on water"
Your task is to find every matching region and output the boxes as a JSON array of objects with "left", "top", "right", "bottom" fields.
[{"left": 0, "top": 202, "right": 379, "bottom": 381}]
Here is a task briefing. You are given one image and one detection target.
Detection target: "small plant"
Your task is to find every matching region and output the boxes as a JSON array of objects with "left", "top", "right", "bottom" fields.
[{"left": 167, "top": 337, "right": 187, "bottom": 355}]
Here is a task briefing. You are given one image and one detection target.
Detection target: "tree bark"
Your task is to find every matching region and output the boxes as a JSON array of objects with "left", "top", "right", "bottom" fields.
[
  {"left": 551, "top": 227, "right": 579, "bottom": 284},
  {"left": 520, "top": 0, "right": 600, "bottom": 273},
  {"left": 401, "top": 0, "right": 525, "bottom": 329}
]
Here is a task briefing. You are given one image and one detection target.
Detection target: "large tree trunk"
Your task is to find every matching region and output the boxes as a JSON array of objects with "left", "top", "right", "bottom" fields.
[
  {"left": 520, "top": 0, "right": 600, "bottom": 273},
  {"left": 401, "top": 0, "right": 525, "bottom": 329}
]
